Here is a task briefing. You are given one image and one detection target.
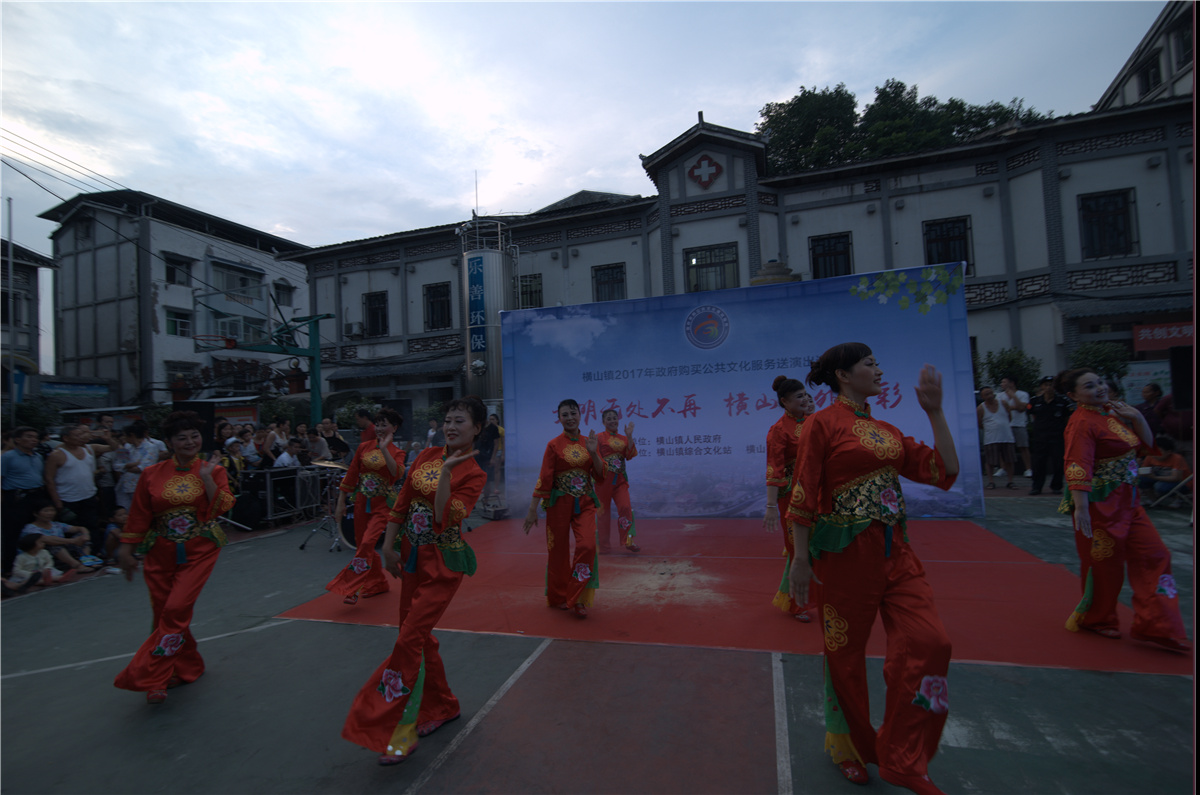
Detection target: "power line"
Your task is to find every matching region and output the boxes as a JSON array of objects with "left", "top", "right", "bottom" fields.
[
  {"left": 1, "top": 153, "right": 102, "bottom": 196},
  {"left": 0, "top": 137, "right": 122, "bottom": 193},
  {"left": 1, "top": 128, "right": 128, "bottom": 191}
]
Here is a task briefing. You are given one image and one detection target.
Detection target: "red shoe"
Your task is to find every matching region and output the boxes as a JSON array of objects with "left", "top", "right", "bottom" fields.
[
  {"left": 146, "top": 690, "right": 167, "bottom": 704},
  {"left": 377, "top": 741, "right": 417, "bottom": 765},
  {"left": 837, "top": 760, "right": 869, "bottom": 784},
  {"left": 795, "top": 609, "right": 812, "bottom": 623},
  {"left": 417, "top": 713, "right": 461, "bottom": 737},
  {"left": 878, "top": 768, "right": 945, "bottom": 795},
  {"left": 343, "top": 593, "right": 359, "bottom": 605},
  {"left": 549, "top": 602, "right": 569, "bottom": 610},
  {"left": 571, "top": 603, "right": 588, "bottom": 619},
  {"left": 1131, "top": 632, "right": 1192, "bottom": 653},
  {"left": 625, "top": 543, "right": 640, "bottom": 552}
]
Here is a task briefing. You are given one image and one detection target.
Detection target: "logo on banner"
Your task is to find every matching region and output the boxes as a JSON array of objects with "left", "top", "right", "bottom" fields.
[{"left": 684, "top": 305, "right": 730, "bottom": 349}]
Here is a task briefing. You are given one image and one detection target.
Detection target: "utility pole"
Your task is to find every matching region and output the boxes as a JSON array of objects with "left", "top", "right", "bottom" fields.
[{"left": 235, "top": 313, "right": 334, "bottom": 427}]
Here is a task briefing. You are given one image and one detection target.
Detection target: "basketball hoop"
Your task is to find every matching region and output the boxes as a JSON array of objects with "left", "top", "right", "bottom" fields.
[{"left": 193, "top": 334, "right": 236, "bottom": 350}]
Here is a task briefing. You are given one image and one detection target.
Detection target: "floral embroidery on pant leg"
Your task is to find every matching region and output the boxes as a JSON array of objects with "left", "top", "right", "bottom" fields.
[{"left": 912, "top": 675, "right": 949, "bottom": 714}]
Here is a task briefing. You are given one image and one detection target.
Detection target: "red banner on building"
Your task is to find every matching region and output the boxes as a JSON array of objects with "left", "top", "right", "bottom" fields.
[{"left": 1132, "top": 322, "right": 1194, "bottom": 352}]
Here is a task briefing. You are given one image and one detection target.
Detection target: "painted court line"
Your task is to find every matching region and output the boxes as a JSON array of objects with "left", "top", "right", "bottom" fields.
[
  {"left": 404, "top": 637, "right": 553, "bottom": 795},
  {"left": 772, "top": 652, "right": 792, "bottom": 795},
  {"left": 1, "top": 619, "right": 295, "bottom": 680}
]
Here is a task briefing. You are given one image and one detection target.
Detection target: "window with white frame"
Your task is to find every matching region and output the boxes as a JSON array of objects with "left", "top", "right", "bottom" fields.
[
  {"left": 1078, "top": 189, "right": 1138, "bottom": 260},
  {"left": 166, "top": 309, "right": 193, "bottom": 337},
  {"left": 213, "top": 264, "right": 263, "bottom": 305},
  {"left": 164, "top": 255, "right": 192, "bottom": 286},
  {"left": 273, "top": 280, "right": 295, "bottom": 308},
  {"left": 592, "top": 263, "right": 626, "bottom": 302},
  {"left": 684, "top": 243, "right": 739, "bottom": 292}
]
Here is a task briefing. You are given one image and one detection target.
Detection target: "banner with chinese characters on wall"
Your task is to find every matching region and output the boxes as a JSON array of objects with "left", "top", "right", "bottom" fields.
[{"left": 501, "top": 263, "right": 983, "bottom": 519}]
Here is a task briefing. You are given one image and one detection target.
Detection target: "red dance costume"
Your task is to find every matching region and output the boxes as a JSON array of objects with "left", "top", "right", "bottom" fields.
[
  {"left": 787, "top": 396, "right": 956, "bottom": 782},
  {"left": 326, "top": 439, "right": 406, "bottom": 599},
  {"left": 766, "top": 411, "right": 814, "bottom": 616},
  {"left": 534, "top": 432, "right": 602, "bottom": 608},
  {"left": 1059, "top": 405, "right": 1185, "bottom": 642},
  {"left": 595, "top": 430, "right": 638, "bottom": 552},
  {"left": 342, "top": 447, "right": 486, "bottom": 759},
  {"left": 113, "top": 457, "right": 236, "bottom": 692}
]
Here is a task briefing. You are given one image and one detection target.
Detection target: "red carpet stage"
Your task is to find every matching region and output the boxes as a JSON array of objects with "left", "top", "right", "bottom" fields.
[{"left": 280, "top": 518, "right": 1192, "bottom": 676}]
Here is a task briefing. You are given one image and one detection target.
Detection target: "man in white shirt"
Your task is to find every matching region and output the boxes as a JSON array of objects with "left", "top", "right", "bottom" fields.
[
  {"left": 1000, "top": 376, "right": 1032, "bottom": 478},
  {"left": 273, "top": 438, "right": 303, "bottom": 468}
]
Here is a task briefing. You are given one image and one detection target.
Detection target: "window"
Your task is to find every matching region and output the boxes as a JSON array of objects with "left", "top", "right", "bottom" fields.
[
  {"left": 364, "top": 291, "right": 389, "bottom": 337},
  {"left": 166, "top": 309, "right": 193, "bottom": 337},
  {"left": 923, "top": 216, "right": 974, "bottom": 275},
  {"left": 809, "top": 233, "right": 853, "bottom": 280},
  {"left": 1173, "top": 25, "right": 1192, "bottom": 69},
  {"left": 1079, "top": 190, "right": 1138, "bottom": 259},
  {"left": 1135, "top": 52, "right": 1163, "bottom": 97},
  {"left": 164, "top": 256, "right": 192, "bottom": 286},
  {"left": 215, "top": 316, "right": 267, "bottom": 343},
  {"left": 1, "top": 290, "right": 24, "bottom": 326},
  {"left": 424, "top": 282, "right": 453, "bottom": 331},
  {"left": 75, "top": 218, "right": 92, "bottom": 243},
  {"left": 592, "top": 263, "right": 626, "bottom": 302},
  {"left": 273, "top": 280, "right": 295, "bottom": 308},
  {"left": 519, "top": 274, "right": 543, "bottom": 309},
  {"left": 165, "top": 361, "right": 198, "bottom": 385},
  {"left": 213, "top": 265, "right": 263, "bottom": 305},
  {"left": 684, "top": 243, "right": 739, "bottom": 292}
]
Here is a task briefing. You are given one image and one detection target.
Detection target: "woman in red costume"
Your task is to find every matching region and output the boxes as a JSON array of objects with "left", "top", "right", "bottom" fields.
[
  {"left": 1056, "top": 368, "right": 1189, "bottom": 652},
  {"left": 114, "top": 411, "right": 236, "bottom": 704},
  {"left": 763, "top": 374, "right": 816, "bottom": 621},
  {"left": 595, "top": 409, "right": 639, "bottom": 553},
  {"left": 523, "top": 399, "right": 603, "bottom": 618},
  {"left": 325, "top": 408, "right": 406, "bottom": 605},
  {"left": 787, "top": 343, "right": 959, "bottom": 795},
  {"left": 341, "top": 396, "right": 488, "bottom": 765}
]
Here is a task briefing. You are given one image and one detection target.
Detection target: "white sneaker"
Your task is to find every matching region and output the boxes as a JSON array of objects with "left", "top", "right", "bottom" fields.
[
  {"left": 993, "top": 468, "right": 1005, "bottom": 477},
  {"left": 1023, "top": 470, "right": 1032, "bottom": 477}
]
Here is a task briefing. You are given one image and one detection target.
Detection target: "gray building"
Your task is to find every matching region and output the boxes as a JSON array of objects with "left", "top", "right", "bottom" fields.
[
  {"left": 38, "top": 190, "right": 311, "bottom": 406},
  {"left": 1, "top": 240, "right": 54, "bottom": 411}
]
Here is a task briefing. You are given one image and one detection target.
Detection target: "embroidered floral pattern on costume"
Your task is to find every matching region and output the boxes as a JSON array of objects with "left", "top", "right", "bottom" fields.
[
  {"left": 604, "top": 454, "right": 626, "bottom": 475},
  {"left": 362, "top": 448, "right": 386, "bottom": 470},
  {"left": 573, "top": 562, "right": 592, "bottom": 582},
  {"left": 563, "top": 443, "right": 590, "bottom": 467},
  {"left": 152, "top": 633, "right": 184, "bottom": 657},
  {"left": 609, "top": 437, "right": 626, "bottom": 452},
  {"left": 831, "top": 467, "right": 906, "bottom": 525},
  {"left": 1090, "top": 528, "right": 1115, "bottom": 561},
  {"left": 413, "top": 461, "right": 443, "bottom": 495},
  {"left": 852, "top": 419, "right": 902, "bottom": 460},
  {"left": 167, "top": 514, "right": 195, "bottom": 538},
  {"left": 1156, "top": 574, "right": 1178, "bottom": 598},
  {"left": 823, "top": 604, "right": 849, "bottom": 652},
  {"left": 378, "top": 668, "right": 410, "bottom": 702},
  {"left": 553, "top": 470, "right": 592, "bottom": 497},
  {"left": 1093, "top": 452, "right": 1139, "bottom": 489},
  {"left": 404, "top": 502, "right": 437, "bottom": 546},
  {"left": 546, "top": 526, "right": 555, "bottom": 552},
  {"left": 1106, "top": 417, "right": 1140, "bottom": 447},
  {"left": 162, "top": 474, "right": 203, "bottom": 505},
  {"left": 349, "top": 556, "right": 370, "bottom": 573},
  {"left": 448, "top": 498, "right": 467, "bottom": 524},
  {"left": 618, "top": 516, "right": 631, "bottom": 530},
  {"left": 912, "top": 675, "right": 949, "bottom": 714},
  {"left": 150, "top": 506, "right": 218, "bottom": 546},
  {"left": 1065, "top": 462, "right": 1088, "bottom": 485}
]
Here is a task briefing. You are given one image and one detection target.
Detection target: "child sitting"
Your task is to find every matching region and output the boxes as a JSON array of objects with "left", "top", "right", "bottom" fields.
[
  {"left": 103, "top": 505, "right": 129, "bottom": 564},
  {"left": 20, "top": 499, "right": 97, "bottom": 573},
  {"left": 8, "top": 533, "right": 77, "bottom": 590}
]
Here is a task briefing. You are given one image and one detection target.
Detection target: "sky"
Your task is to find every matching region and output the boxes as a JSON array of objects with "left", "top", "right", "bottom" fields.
[{"left": 0, "top": 0, "right": 1171, "bottom": 260}]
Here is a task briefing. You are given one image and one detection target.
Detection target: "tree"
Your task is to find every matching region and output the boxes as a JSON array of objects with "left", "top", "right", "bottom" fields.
[
  {"left": 981, "top": 347, "right": 1043, "bottom": 393},
  {"left": 757, "top": 84, "right": 860, "bottom": 174},
  {"left": 9, "top": 396, "right": 62, "bottom": 432},
  {"left": 335, "top": 398, "right": 378, "bottom": 430},
  {"left": 759, "top": 79, "right": 1050, "bottom": 176},
  {"left": 1069, "top": 342, "right": 1130, "bottom": 382}
]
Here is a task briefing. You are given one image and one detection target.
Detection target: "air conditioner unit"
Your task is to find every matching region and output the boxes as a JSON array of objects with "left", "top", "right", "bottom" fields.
[{"left": 344, "top": 321, "right": 364, "bottom": 338}]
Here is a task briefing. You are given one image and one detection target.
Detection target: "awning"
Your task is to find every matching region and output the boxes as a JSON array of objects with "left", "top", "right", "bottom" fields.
[{"left": 325, "top": 353, "right": 464, "bottom": 384}]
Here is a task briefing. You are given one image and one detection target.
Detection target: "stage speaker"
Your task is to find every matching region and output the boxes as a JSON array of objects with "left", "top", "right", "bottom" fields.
[
  {"left": 173, "top": 401, "right": 218, "bottom": 453},
  {"left": 1168, "top": 345, "right": 1192, "bottom": 411}
]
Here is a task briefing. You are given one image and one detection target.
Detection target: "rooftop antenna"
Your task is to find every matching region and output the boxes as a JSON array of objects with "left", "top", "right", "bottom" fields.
[{"left": 475, "top": 170, "right": 479, "bottom": 216}]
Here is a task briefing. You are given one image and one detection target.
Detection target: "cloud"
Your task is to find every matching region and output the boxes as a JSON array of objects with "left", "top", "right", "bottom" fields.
[{"left": 521, "top": 308, "right": 616, "bottom": 362}]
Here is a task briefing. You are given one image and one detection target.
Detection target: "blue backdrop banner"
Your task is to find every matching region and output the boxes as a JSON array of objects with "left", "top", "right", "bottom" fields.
[{"left": 501, "top": 263, "right": 983, "bottom": 519}]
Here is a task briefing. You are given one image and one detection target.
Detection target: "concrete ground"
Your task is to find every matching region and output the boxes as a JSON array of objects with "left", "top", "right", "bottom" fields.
[{"left": 1, "top": 491, "right": 1193, "bottom": 795}]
